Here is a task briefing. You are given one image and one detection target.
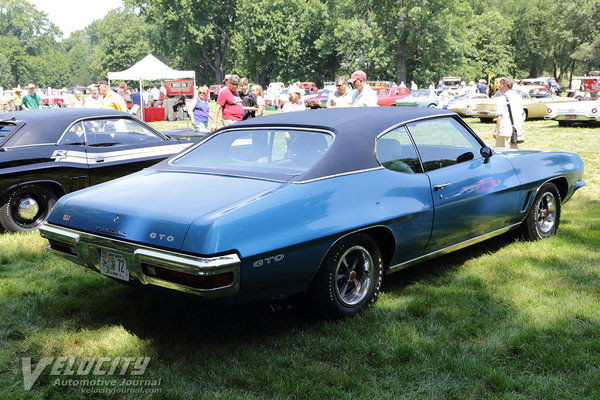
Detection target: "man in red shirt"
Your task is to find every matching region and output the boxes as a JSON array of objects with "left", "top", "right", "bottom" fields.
[{"left": 210, "top": 74, "right": 243, "bottom": 131}]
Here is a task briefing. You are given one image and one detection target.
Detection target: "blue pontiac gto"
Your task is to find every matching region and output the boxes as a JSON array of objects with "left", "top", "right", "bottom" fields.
[{"left": 40, "top": 108, "right": 585, "bottom": 318}]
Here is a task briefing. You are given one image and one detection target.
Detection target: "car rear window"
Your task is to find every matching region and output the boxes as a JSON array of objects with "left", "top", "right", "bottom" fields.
[{"left": 171, "top": 129, "right": 333, "bottom": 180}]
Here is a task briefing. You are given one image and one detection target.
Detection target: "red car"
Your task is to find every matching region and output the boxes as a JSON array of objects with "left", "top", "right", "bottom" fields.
[
  {"left": 208, "top": 84, "right": 224, "bottom": 100},
  {"left": 374, "top": 87, "right": 411, "bottom": 106}
]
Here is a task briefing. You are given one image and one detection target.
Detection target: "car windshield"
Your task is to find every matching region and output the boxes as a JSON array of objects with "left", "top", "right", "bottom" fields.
[
  {"left": 410, "top": 90, "right": 431, "bottom": 98},
  {"left": 171, "top": 129, "right": 334, "bottom": 181}
]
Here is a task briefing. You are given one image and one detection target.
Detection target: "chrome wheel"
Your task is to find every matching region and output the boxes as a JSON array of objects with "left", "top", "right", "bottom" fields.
[
  {"left": 17, "top": 197, "right": 40, "bottom": 221},
  {"left": 521, "top": 182, "right": 561, "bottom": 241},
  {"left": 536, "top": 192, "right": 557, "bottom": 234},
  {"left": 334, "top": 245, "right": 374, "bottom": 307}
]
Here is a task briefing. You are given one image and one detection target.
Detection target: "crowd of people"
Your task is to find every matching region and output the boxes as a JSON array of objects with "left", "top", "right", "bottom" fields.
[{"left": 6, "top": 70, "right": 524, "bottom": 148}]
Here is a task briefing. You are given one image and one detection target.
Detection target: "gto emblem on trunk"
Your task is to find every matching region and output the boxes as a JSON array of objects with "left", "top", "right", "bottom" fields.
[
  {"left": 253, "top": 254, "right": 284, "bottom": 268},
  {"left": 149, "top": 232, "right": 175, "bottom": 242}
]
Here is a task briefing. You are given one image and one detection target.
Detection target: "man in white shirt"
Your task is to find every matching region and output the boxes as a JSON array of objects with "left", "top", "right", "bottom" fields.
[
  {"left": 150, "top": 86, "right": 160, "bottom": 106},
  {"left": 326, "top": 76, "right": 353, "bottom": 108},
  {"left": 348, "top": 70, "right": 378, "bottom": 107},
  {"left": 493, "top": 77, "right": 524, "bottom": 149}
]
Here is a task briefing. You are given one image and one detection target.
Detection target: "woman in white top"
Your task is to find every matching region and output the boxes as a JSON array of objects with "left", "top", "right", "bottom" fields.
[
  {"left": 252, "top": 84, "right": 265, "bottom": 117},
  {"left": 70, "top": 89, "right": 84, "bottom": 108}
]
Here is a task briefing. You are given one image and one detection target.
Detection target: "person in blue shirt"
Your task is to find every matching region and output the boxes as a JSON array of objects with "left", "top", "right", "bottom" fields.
[{"left": 188, "top": 85, "right": 211, "bottom": 132}]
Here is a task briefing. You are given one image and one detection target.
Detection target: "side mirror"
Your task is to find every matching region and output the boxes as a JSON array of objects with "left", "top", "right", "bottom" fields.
[{"left": 480, "top": 147, "right": 493, "bottom": 158}]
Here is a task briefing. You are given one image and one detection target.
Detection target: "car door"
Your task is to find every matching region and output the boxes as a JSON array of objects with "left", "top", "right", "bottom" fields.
[
  {"left": 405, "top": 117, "right": 522, "bottom": 254},
  {"left": 54, "top": 121, "right": 90, "bottom": 192},
  {"left": 375, "top": 128, "right": 433, "bottom": 263},
  {"left": 82, "top": 117, "right": 185, "bottom": 186}
]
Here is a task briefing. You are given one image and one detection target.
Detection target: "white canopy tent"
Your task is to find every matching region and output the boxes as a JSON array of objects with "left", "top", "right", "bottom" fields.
[{"left": 107, "top": 54, "right": 196, "bottom": 120}]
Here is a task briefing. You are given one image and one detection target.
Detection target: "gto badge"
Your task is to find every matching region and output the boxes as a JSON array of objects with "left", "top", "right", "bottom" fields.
[
  {"left": 253, "top": 254, "right": 284, "bottom": 268},
  {"left": 149, "top": 232, "right": 175, "bottom": 242}
]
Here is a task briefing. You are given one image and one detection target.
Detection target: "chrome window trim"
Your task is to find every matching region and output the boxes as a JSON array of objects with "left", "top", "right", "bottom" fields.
[
  {"left": 169, "top": 126, "right": 336, "bottom": 164},
  {"left": 39, "top": 223, "right": 241, "bottom": 298}
]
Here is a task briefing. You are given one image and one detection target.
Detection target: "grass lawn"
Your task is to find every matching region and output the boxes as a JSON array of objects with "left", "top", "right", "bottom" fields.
[{"left": 0, "top": 113, "right": 598, "bottom": 399}]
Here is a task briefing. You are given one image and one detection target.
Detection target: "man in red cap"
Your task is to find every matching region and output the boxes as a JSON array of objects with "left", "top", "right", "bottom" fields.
[{"left": 348, "top": 70, "right": 378, "bottom": 107}]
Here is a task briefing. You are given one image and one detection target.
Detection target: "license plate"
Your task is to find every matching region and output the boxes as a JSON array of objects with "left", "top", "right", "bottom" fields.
[
  {"left": 100, "top": 249, "right": 129, "bottom": 281},
  {"left": 478, "top": 112, "right": 488, "bottom": 117},
  {"left": 566, "top": 115, "right": 577, "bottom": 120}
]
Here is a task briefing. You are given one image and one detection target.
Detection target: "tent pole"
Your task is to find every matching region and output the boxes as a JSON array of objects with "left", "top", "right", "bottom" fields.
[{"left": 139, "top": 79, "right": 144, "bottom": 121}]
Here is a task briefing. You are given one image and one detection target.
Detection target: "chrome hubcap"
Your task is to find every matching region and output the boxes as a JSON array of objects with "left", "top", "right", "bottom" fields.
[
  {"left": 334, "top": 245, "right": 374, "bottom": 307},
  {"left": 17, "top": 197, "right": 39, "bottom": 221},
  {"left": 536, "top": 192, "right": 557, "bottom": 233}
]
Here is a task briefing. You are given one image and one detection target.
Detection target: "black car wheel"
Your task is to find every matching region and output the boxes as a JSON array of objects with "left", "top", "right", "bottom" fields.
[
  {"left": 521, "top": 183, "right": 561, "bottom": 240},
  {"left": 0, "top": 184, "right": 57, "bottom": 232},
  {"left": 309, "top": 233, "right": 383, "bottom": 319}
]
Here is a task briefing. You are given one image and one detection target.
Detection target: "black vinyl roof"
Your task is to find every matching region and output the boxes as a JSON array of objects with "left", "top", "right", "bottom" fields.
[
  {"left": 0, "top": 108, "right": 138, "bottom": 147},
  {"left": 224, "top": 107, "right": 456, "bottom": 181}
]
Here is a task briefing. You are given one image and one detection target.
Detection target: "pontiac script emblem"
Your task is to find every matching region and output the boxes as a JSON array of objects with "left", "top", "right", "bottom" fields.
[{"left": 96, "top": 226, "right": 127, "bottom": 237}]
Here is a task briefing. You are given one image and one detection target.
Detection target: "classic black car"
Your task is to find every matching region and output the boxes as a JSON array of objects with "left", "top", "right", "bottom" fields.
[{"left": 0, "top": 108, "right": 193, "bottom": 232}]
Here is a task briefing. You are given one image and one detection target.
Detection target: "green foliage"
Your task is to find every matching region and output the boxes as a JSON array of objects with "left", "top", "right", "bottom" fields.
[
  {"left": 1, "top": 0, "right": 599, "bottom": 88},
  {"left": 90, "top": 9, "right": 151, "bottom": 80}
]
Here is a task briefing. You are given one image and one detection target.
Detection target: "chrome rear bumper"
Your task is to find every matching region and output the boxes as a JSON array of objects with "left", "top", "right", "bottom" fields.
[{"left": 39, "top": 223, "right": 241, "bottom": 298}]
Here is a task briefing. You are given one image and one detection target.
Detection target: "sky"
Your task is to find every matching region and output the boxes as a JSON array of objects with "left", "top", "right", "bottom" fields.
[{"left": 28, "top": 0, "right": 124, "bottom": 38}]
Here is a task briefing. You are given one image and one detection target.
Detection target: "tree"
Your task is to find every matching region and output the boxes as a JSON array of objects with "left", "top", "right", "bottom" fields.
[
  {"left": 90, "top": 8, "right": 152, "bottom": 80},
  {"left": 130, "top": 0, "right": 239, "bottom": 84}
]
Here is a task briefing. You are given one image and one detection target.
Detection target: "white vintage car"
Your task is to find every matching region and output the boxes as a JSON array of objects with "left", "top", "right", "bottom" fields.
[
  {"left": 545, "top": 93, "right": 600, "bottom": 126},
  {"left": 445, "top": 93, "right": 489, "bottom": 116}
]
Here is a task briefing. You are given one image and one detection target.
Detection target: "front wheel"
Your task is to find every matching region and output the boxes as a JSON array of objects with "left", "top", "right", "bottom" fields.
[
  {"left": 427, "top": 103, "right": 437, "bottom": 108},
  {"left": 521, "top": 183, "right": 561, "bottom": 240},
  {"left": 0, "top": 184, "right": 57, "bottom": 232},
  {"left": 309, "top": 233, "right": 383, "bottom": 319}
]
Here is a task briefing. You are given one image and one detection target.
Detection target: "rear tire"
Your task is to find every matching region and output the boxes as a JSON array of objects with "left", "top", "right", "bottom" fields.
[
  {"left": 0, "top": 184, "right": 57, "bottom": 232},
  {"left": 309, "top": 233, "right": 383, "bottom": 319},
  {"left": 479, "top": 117, "right": 494, "bottom": 123},
  {"left": 521, "top": 183, "right": 561, "bottom": 240}
]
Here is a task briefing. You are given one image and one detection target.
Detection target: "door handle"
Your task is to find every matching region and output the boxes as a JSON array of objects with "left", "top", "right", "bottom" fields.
[
  {"left": 434, "top": 183, "right": 450, "bottom": 191},
  {"left": 95, "top": 155, "right": 104, "bottom": 163}
]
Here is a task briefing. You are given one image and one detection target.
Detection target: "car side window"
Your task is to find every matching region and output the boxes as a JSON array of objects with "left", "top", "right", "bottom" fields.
[
  {"left": 85, "top": 118, "right": 164, "bottom": 147},
  {"left": 376, "top": 128, "right": 422, "bottom": 173},
  {"left": 406, "top": 117, "right": 482, "bottom": 172},
  {"left": 59, "top": 122, "right": 86, "bottom": 145}
]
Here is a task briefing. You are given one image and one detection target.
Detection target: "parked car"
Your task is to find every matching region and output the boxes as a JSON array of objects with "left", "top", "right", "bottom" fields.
[
  {"left": 0, "top": 109, "right": 195, "bottom": 232},
  {"left": 208, "top": 85, "right": 224, "bottom": 100},
  {"left": 40, "top": 107, "right": 585, "bottom": 319},
  {"left": 374, "top": 87, "right": 411, "bottom": 106},
  {"left": 469, "top": 86, "right": 577, "bottom": 123},
  {"left": 395, "top": 89, "right": 439, "bottom": 108},
  {"left": 545, "top": 92, "right": 600, "bottom": 126},
  {"left": 304, "top": 88, "right": 335, "bottom": 109},
  {"left": 299, "top": 82, "right": 318, "bottom": 95},
  {"left": 566, "top": 76, "right": 600, "bottom": 100},
  {"left": 441, "top": 76, "right": 462, "bottom": 90},
  {"left": 445, "top": 93, "right": 489, "bottom": 116}
]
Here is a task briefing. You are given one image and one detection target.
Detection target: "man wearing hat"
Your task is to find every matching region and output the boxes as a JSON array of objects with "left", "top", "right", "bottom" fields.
[
  {"left": 21, "top": 84, "right": 43, "bottom": 110},
  {"left": 348, "top": 70, "right": 378, "bottom": 107},
  {"left": 281, "top": 85, "right": 305, "bottom": 112},
  {"left": 13, "top": 86, "right": 23, "bottom": 111},
  {"left": 97, "top": 80, "right": 126, "bottom": 111},
  {"left": 210, "top": 74, "right": 243, "bottom": 131},
  {"left": 476, "top": 79, "right": 489, "bottom": 96}
]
